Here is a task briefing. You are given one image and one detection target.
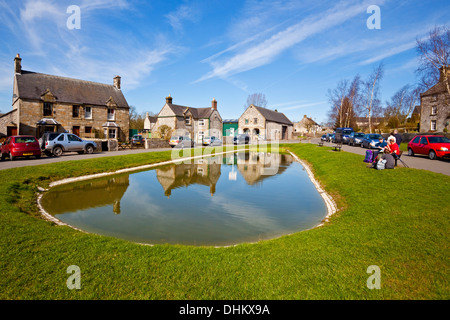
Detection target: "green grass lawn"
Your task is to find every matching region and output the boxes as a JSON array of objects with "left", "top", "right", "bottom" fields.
[{"left": 0, "top": 144, "right": 448, "bottom": 299}]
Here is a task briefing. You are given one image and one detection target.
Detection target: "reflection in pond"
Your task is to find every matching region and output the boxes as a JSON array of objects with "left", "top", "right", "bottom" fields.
[{"left": 41, "top": 152, "right": 327, "bottom": 246}]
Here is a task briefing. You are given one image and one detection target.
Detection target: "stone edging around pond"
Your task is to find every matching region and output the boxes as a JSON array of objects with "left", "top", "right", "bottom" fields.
[{"left": 36, "top": 148, "right": 338, "bottom": 244}]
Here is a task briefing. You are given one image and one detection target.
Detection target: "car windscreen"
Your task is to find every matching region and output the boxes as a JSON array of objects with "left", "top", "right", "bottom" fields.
[
  {"left": 15, "top": 137, "right": 37, "bottom": 143},
  {"left": 428, "top": 136, "right": 450, "bottom": 144},
  {"left": 369, "top": 135, "right": 381, "bottom": 139},
  {"left": 343, "top": 130, "right": 353, "bottom": 135},
  {"left": 355, "top": 133, "right": 365, "bottom": 137}
]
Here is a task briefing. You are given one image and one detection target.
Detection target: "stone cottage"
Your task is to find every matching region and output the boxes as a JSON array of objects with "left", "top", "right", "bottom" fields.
[
  {"left": 0, "top": 54, "right": 130, "bottom": 141},
  {"left": 419, "top": 67, "right": 450, "bottom": 132},
  {"left": 152, "top": 95, "right": 223, "bottom": 143},
  {"left": 294, "top": 115, "right": 321, "bottom": 135},
  {"left": 239, "top": 104, "right": 293, "bottom": 141}
]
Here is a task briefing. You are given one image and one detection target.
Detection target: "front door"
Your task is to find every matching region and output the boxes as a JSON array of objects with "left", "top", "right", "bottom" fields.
[
  {"left": 7, "top": 127, "right": 17, "bottom": 137},
  {"left": 73, "top": 126, "right": 80, "bottom": 137}
]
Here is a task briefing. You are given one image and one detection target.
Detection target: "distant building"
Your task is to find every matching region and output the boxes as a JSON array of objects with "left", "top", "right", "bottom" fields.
[
  {"left": 239, "top": 105, "right": 293, "bottom": 141},
  {"left": 143, "top": 112, "right": 158, "bottom": 136},
  {"left": 222, "top": 119, "right": 239, "bottom": 143},
  {"left": 294, "top": 115, "right": 321, "bottom": 134},
  {"left": 0, "top": 54, "right": 130, "bottom": 140},
  {"left": 355, "top": 116, "right": 385, "bottom": 131},
  {"left": 419, "top": 67, "right": 450, "bottom": 132},
  {"left": 152, "top": 95, "right": 223, "bottom": 143}
]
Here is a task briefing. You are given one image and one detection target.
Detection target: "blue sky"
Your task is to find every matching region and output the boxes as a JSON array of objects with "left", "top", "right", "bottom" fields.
[{"left": 0, "top": 0, "right": 449, "bottom": 124}]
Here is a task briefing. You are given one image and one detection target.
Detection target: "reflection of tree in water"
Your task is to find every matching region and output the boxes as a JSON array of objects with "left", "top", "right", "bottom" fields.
[
  {"left": 42, "top": 175, "right": 130, "bottom": 215},
  {"left": 155, "top": 156, "right": 222, "bottom": 197}
]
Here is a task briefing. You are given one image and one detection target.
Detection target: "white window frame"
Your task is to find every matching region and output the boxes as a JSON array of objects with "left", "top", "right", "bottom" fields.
[
  {"left": 185, "top": 117, "right": 191, "bottom": 125},
  {"left": 109, "top": 128, "right": 117, "bottom": 139},
  {"left": 199, "top": 119, "right": 205, "bottom": 126},
  {"left": 431, "top": 120, "right": 437, "bottom": 131},
  {"left": 85, "top": 106, "right": 92, "bottom": 119},
  {"left": 107, "top": 108, "right": 115, "bottom": 121},
  {"left": 431, "top": 106, "right": 437, "bottom": 116}
]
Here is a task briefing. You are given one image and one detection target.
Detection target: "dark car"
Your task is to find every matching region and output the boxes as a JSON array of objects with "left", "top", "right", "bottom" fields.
[
  {"left": 233, "top": 134, "right": 250, "bottom": 145},
  {"left": 321, "top": 134, "right": 327, "bottom": 142},
  {"left": 407, "top": 135, "right": 450, "bottom": 160},
  {"left": 361, "top": 134, "right": 384, "bottom": 148},
  {"left": 1, "top": 135, "right": 41, "bottom": 161},
  {"left": 131, "top": 134, "right": 144, "bottom": 145},
  {"left": 348, "top": 132, "right": 366, "bottom": 146}
]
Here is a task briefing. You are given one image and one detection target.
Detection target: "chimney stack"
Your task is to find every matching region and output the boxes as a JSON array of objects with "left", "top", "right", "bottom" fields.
[
  {"left": 14, "top": 54, "right": 22, "bottom": 74},
  {"left": 113, "top": 75, "right": 121, "bottom": 90},
  {"left": 439, "top": 66, "right": 450, "bottom": 82},
  {"left": 211, "top": 98, "right": 217, "bottom": 110},
  {"left": 166, "top": 94, "right": 173, "bottom": 104}
]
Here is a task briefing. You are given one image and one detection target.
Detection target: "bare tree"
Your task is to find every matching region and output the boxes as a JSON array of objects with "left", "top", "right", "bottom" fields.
[
  {"left": 416, "top": 25, "right": 450, "bottom": 95},
  {"left": 244, "top": 93, "right": 268, "bottom": 109},
  {"left": 361, "top": 63, "right": 384, "bottom": 133},
  {"left": 327, "top": 75, "right": 361, "bottom": 129}
]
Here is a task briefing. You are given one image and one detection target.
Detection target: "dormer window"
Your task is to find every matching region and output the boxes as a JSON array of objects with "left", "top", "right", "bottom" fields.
[{"left": 185, "top": 117, "right": 191, "bottom": 125}]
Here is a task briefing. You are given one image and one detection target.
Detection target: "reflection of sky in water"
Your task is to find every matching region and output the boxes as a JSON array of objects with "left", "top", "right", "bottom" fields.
[{"left": 41, "top": 153, "right": 327, "bottom": 246}]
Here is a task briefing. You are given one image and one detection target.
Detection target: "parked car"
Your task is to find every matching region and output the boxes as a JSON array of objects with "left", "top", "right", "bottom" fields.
[
  {"left": 233, "top": 134, "right": 250, "bottom": 145},
  {"left": 361, "top": 134, "right": 384, "bottom": 148},
  {"left": 131, "top": 134, "right": 144, "bottom": 145},
  {"left": 329, "top": 133, "right": 336, "bottom": 143},
  {"left": 348, "top": 132, "right": 366, "bottom": 146},
  {"left": 203, "top": 136, "right": 222, "bottom": 146},
  {"left": 0, "top": 135, "right": 41, "bottom": 161},
  {"left": 320, "top": 134, "right": 327, "bottom": 142},
  {"left": 170, "top": 135, "right": 194, "bottom": 148},
  {"left": 335, "top": 127, "right": 354, "bottom": 144},
  {"left": 407, "top": 135, "right": 450, "bottom": 160},
  {"left": 39, "top": 132, "right": 97, "bottom": 157}
]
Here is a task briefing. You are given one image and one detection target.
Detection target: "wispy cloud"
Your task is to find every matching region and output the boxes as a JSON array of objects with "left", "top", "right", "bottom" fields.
[
  {"left": 165, "top": 3, "right": 200, "bottom": 33},
  {"left": 195, "top": 0, "right": 381, "bottom": 83}
]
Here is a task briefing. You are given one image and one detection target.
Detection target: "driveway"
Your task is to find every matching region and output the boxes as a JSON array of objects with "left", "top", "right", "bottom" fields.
[{"left": 306, "top": 138, "right": 450, "bottom": 176}]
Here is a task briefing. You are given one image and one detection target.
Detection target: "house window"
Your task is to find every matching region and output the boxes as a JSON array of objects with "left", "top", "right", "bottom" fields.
[
  {"left": 245, "top": 119, "right": 249, "bottom": 124},
  {"left": 72, "top": 105, "right": 80, "bottom": 118},
  {"left": 109, "top": 128, "right": 117, "bottom": 139},
  {"left": 431, "top": 106, "right": 437, "bottom": 115},
  {"left": 254, "top": 118, "right": 258, "bottom": 124},
  {"left": 43, "top": 102, "right": 53, "bottom": 117},
  {"left": 185, "top": 117, "right": 191, "bottom": 125},
  {"left": 432, "top": 94, "right": 438, "bottom": 101},
  {"left": 85, "top": 126, "right": 92, "bottom": 135},
  {"left": 85, "top": 106, "right": 92, "bottom": 119},
  {"left": 431, "top": 120, "right": 437, "bottom": 131},
  {"left": 199, "top": 119, "right": 205, "bottom": 126},
  {"left": 198, "top": 131, "right": 204, "bottom": 141},
  {"left": 107, "top": 108, "right": 115, "bottom": 121}
]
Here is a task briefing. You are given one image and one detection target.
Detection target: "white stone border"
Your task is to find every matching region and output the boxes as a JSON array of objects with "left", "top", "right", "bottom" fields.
[
  {"left": 36, "top": 148, "right": 338, "bottom": 246},
  {"left": 287, "top": 151, "right": 338, "bottom": 227}
]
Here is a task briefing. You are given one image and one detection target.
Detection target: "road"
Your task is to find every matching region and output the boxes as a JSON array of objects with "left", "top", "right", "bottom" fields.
[
  {"left": 1, "top": 139, "right": 449, "bottom": 176},
  {"left": 305, "top": 138, "right": 450, "bottom": 176}
]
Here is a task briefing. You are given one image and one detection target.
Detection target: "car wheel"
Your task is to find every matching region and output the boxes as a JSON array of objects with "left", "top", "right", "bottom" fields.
[
  {"left": 86, "top": 145, "right": 94, "bottom": 154},
  {"left": 429, "top": 150, "right": 437, "bottom": 160},
  {"left": 53, "top": 146, "right": 63, "bottom": 157},
  {"left": 9, "top": 153, "right": 15, "bottom": 161},
  {"left": 408, "top": 148, "right": 414, "bottom": 156}
]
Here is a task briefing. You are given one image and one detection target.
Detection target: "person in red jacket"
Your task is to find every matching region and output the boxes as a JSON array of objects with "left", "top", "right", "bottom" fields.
[{"left": 385, "top": 137, "right": 400, "bottom": 156}]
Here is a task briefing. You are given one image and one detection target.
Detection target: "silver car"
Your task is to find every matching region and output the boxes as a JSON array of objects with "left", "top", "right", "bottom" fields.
[{"left": 40, "top": 132, "right": 97, "bottom": 157}]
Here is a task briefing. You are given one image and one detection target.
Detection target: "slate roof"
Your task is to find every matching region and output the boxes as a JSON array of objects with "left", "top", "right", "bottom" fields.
[
  {"left": 421, "top": 79, "right": 450, "bottom": 97},
  {"left": 166, "top": 103, "right": 214, "bottom": 119},
  {"left": 15, "top": 70, "right": 129, "bottom": 108},
  {"left": 251, "top": 105, "right": 293, "bottom": 125}
]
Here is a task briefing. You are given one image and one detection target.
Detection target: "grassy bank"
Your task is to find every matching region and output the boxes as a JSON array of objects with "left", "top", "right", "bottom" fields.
[{"left": 0, "top": 144, "right": 448, "bottom": 299}]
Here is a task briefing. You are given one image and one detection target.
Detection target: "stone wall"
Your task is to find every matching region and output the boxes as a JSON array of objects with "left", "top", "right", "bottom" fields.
[
  {"left": 0, "top": 109, "right": 18, "bottom": 137},
  {"left": 420, "top": 91, "right": 450, "bottom": 132}
]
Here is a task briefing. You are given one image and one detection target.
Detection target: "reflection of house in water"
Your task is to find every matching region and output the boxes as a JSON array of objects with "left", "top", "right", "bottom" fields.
[
  {"left": 155, "top": 156, "right": 222, "bottom": 197},
  {"left": 42, "top": 175, "right": 130, "bottom": 215},
  {"left": 232, "top": 152, "right": 293, "bottom": 186}
]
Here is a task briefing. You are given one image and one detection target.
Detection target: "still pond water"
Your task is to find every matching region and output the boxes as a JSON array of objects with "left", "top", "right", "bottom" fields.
[{"left": 41, "top": 152, "right": 327, "bottom": 246}]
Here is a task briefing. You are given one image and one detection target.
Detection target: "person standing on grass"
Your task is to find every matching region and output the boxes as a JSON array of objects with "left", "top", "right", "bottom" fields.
[{"left": 393, "top": 129, "right": 402, "bottom": 148}]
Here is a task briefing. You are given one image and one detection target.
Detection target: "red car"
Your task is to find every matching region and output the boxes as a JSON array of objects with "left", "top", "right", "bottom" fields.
[
  {"left": 0, "top": 135, "right": 41, "bottom": 161},
  {"left": 407, "top": 135, "right": 450, "bottom": 160}
]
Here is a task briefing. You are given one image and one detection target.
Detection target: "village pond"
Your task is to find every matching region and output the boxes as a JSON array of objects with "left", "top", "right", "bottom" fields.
[{"left": 41, "top": 152, "right": 328, "bottom": 246}]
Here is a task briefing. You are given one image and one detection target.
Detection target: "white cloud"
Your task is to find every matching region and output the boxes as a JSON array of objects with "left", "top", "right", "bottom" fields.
[
  {"left": 196, "top": 0, "right": 380, "bottom": 82},
  {"left": 165, "top": 4, "right": 200, "bottom": 33}
]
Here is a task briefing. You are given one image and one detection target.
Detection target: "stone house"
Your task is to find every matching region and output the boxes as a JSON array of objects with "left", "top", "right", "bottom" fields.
[
  {"left": 419, "top": 67, "right": 450, "bottom": 132},
  {"left": 0, "top": 54, "right": 130, "bottom": 141},
  {"left": 239, "top": 104, "right": 293, "bottom": 141},
  {"left": 152, "top": 95, "right": 223, "bottom": 143},
  {"left": 294, "top": 115, "right": 321, "bottom": 135}
]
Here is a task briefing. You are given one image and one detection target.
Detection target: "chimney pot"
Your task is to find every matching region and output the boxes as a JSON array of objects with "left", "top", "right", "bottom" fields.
[
  {"left": 211, "top": 98, "right": 217, "bottom": 110},
  {"left": 113, "top": 75, "right": 121, "bottom": 89},
  {"left": 166, "top": 94, "right": 173, "bottom": 104}
]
